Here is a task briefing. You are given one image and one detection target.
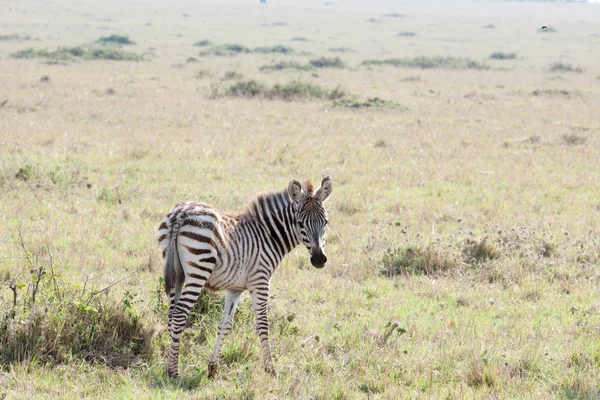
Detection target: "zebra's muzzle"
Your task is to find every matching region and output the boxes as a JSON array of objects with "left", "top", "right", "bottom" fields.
[{"left": 310, "top": 251, "right": 327, "bottom": 269}]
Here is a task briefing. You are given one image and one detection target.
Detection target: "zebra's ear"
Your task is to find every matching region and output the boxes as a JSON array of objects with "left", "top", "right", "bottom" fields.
[
  {"left": 288, "top": 179, "right": 305, "bottom": 204},
  {"left": 315, "top": 176, "right": 333, "bottom": 202}
]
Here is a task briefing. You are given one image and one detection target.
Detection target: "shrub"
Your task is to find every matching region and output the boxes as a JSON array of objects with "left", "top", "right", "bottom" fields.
[
  {"left": 309, "top": 57, "right": 345, "bottom": 68},
  {"left": 381, "top": 246, "right": 460, "bottom": 277},
  {"left": 193, "top": 39, "right": 213, "bottom": 47},
  {"left": 328, "top": 47, "right": 355, "bottom": 53},
  {"left": 397, "top": 31, "right": 416, "bottom": 37},
  {"left": 383, "top": 13, "right": 405, "bottom": 18},
  {"left": 259, "top": 60, "right": 313, "bottom": 72},
  {"left": 462, "top": 238, "right": 498, "bottom": 264},
  {"left": 562, "top": 134, "right": 587, "bottom": 146},
  {"left": 222, "top": 70, "right": 244, "bottom": 80},
  {"left": 11, "top": 46, "right": 143, "bottom": 61},
  {"left": 200, "top": 43, "right": 252, "bottom": 56},
  {"left": 290, "top": 37, "right": 308, "bottom": 42},
  {"left": 483, "top": 24, "right": 496, "bottom": 29},
  {"left": 538, "top": 26, "right": 557, "bottom": 33},
  {"left": 489, "top": 52, "right": 516, "bottom": 60},
  {"left": 362, "top": 56, "right": 488, "bottom": 70},
  {"left": 549, "top": 62, "right": 583, "bottom": 73},
  {"left": 96, "top": 35, "right": 135, "bottom": 45},
  {"left": 331, "top": 97, "right": 404, "bottom": 110},
  {"left": 222, "top": 79, "right": 347, "bottom": 101},
  {"left": 253, "top": 45, "right": 294, "bottom": 54},
  {"left": 0, "top": 34, "right": 31, "bottom": 41}
]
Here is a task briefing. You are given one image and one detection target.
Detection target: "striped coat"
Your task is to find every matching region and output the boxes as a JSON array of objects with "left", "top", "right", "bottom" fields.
[{"left": 158, "top": 177, "right": 332, "bottom": 378}]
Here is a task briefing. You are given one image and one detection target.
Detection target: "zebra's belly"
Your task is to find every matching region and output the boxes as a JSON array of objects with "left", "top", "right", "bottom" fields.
[{"left": 204, "top": 261, "right": 248, "bottom": 292}]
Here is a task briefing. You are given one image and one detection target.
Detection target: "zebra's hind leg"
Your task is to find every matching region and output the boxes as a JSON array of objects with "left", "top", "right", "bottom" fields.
[
  {"left": 167, "top": 273, "right": 210, "bottom": 378},
  {"left": 250, "top": 286, "right": 277, "bottom": 377},
  {"left": 207, "top": 289, "right": 243, "bottom": 378}
]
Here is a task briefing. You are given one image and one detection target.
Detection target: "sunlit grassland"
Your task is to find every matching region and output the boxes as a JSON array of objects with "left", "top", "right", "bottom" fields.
[{"left": 1, "top": 0, "right": 600, "bottom": 398}]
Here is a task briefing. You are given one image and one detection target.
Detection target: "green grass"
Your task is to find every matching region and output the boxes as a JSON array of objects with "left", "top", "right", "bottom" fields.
[
  {"left": 0, "top": 33, "right": 31, "bottom": 41},
  {"left": 198, "top": 43, "right": 294, "bottom": 56},
  {"left": 253, "top": 45, "right": 295, "bottom": 54},
  {"left": 362, "top": 56, "right": 489, "bottom": 69}
]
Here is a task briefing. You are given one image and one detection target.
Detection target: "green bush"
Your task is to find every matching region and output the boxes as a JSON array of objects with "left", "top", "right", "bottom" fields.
[
  {"left": 11, "top": 46, "right": 143, "bottom": 61},
  {"left": 200, "top": 43, "right": 252, "bottom": 56},
  {"left": 397, "top": 31, "right": 416, "bottom": 37},
  {"left": 193, "top": 39, "right": 213, "bottom": 47},
  {"left": 222, "top": 79, "right": 347, "bottom": 101}
]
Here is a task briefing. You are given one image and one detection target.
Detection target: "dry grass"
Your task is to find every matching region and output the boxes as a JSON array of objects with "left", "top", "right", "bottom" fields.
[{"left": 1, "top": 0, "right": 600, "bottom": 398}]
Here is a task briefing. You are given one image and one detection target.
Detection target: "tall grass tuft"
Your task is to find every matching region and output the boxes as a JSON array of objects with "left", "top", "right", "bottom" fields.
[{"left": 362, "top": 56, "right": 488, "bottom": 70}]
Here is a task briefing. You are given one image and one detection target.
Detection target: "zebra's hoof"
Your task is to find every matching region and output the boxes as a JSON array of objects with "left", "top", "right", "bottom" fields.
[
  {"left": 208, "top": 362, "right": 218, "bottom": 379},
  {"left": 264, "top": 365, "right": 278, "bottom": 378},
  {"left": 167, "top": 370, "right": 179, "bottom": 379}
]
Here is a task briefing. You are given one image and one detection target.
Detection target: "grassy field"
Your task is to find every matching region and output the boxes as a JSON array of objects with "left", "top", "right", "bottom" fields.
[{"left": 1, "top": 0, "right": 600, "bottom": 398}]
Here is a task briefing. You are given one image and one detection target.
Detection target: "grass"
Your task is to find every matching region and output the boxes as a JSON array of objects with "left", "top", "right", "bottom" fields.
[
  {"left": 2, "top": 2, "right": 600, "bottom": 399},
  {"left": 489, "top": 52, "right": 517, "bottom": 60},
  {"left": 198, "top": 43, "right": 294, "bottom": 56},
  {"left": 362, "top": 56, "right": 488, "bottom": 69},
  {"left": 549, "top": 62, "right": 583, "bottom": 73}
]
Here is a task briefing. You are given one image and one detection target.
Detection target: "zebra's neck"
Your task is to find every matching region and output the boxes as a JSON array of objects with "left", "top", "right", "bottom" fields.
[{"left": 248, "top": 190, "right": 301, "bottom": 258}]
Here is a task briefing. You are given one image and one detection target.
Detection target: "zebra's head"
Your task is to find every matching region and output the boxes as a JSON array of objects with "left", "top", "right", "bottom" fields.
[{"left": 288, "top": 176, "right": 333, "bottom": 269}]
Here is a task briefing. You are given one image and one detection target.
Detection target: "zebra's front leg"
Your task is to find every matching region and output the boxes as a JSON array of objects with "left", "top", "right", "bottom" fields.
[
  {"left": 208, "top": 289, "right": 243, "bottom": 378},
  {"left": 167, "top": 276, "right": 208, "bottom": 378},
  {"left": 250, "top": 286, "right": 277, "bottom": 376}
]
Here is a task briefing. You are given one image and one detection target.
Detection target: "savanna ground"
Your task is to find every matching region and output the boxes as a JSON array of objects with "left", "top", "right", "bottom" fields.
[{"left": 1, "top": 0, "right": 600, "bottom": 398}]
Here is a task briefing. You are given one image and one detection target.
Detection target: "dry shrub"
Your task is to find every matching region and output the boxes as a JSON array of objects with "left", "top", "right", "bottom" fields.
[
  {"left": 462, "top": 238, "right": 497, "bottom": 264},
  {"left": 0, "top": 298, "right": 154, "bottom": 367},
  {"left": 381, "top": 246, "right": 460, "bottom": 277},
  {"left": 562, "top": 134, "right": 587, "bottom": 146}
]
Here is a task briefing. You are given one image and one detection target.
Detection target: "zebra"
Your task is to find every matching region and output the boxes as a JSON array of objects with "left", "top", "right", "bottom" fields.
[{"left": 158, "top": 176, "right": 333, "bottom": 378}]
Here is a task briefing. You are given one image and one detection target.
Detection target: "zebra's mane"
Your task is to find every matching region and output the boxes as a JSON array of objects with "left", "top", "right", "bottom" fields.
[{"left": 246, "top": 181, "right": 315, "bottom": 219}]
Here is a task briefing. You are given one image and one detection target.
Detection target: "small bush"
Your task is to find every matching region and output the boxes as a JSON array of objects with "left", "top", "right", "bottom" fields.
[
  {"left": 397, "top": 31, "right": 416, "bottom": 37},
  {"left": 549, "top": 62, "right": 583, "bottom": 73},
  {"left": 462, "top": 238, "right": 498, "bottom": 264},
  {"left": 367, "top": 18, "right": 383, "bottom": 23},
  {"left": 562, "top": 134, "right": 587, "bottom": 146},
  {"left": 11, "top": 46, "right": 143, "bottom": 61},
  {"left": 96, "top": 35, "right": 135, "bottom": 45},
  {"left": 328, "top": 47, "right": 355, "bottom": 53},
  {"left": 384, "top": 13, "right": 405, "bottom": 18},
  {"left": 362, "top": 56, "right": 488, "bottom": 70},
  {"left": 309, "top": 57, "right": 345, "bottom": 68},
  {"left": 222, "top": 79, "right": 347, "bottom": 101},
  {"left": 331, "top": 97, "right": 404, "bottom": 110},
  {"left": 193, "top": 39, "right": 213, "bottom": 47},
  {"left": 538, "top": 26, "right": 557, "bottom": 33},
  {"left": 290, "top": 37, "right": 308, "bottom": 42},
  {"left": 222, "top": 70, "right": 244, "bottom": 80},
  {"left": 200, "top": 43, "right": 252, "bottom": 56},
  {"left": 483, "top": 24, "right": 496, "bottom": 29},
  {"left": 381, "top": 246, "right": 460, "bottom": 277},
  {"left": 259, "top": 60, "right": 313, "bottom": 72},
  {"left": 0, "top": 34, "right": 31, "bottom": 41},
  {"left": 532, "top": 89, "right": 570, "bottom": 97},
  {"left": 253, "top": 45, "right": 294, "bottom": 54},
  {"left": 489, "top": 52, "right": 516, "bottom": 60}
]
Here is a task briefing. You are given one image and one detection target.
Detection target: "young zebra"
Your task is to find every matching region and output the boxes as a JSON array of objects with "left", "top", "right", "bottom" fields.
[{"left": 158, "top": 177, "right": 332, "bottom": 378}]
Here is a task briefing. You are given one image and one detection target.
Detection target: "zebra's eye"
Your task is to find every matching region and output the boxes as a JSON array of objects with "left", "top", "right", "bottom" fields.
[{"left": 298, "top": 221, "right": 304, "bottom": 228}]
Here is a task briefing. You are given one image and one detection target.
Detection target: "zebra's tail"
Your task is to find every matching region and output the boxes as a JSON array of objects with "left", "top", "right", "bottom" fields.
[{"left": 163, "top": 220, "right": 184, "bottom": 296}]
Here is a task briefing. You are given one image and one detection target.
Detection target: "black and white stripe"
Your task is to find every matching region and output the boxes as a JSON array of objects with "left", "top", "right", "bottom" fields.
[{"left": 158, "top": 177, "right": 333, "bottom": 378}]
